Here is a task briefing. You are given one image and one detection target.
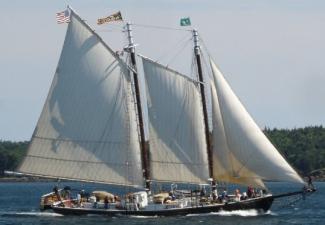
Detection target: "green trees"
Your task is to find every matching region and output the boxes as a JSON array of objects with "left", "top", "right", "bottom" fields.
[
  {"left": 264, "top": 126, "right": 325, "bottom": 176},
  {"left": 0, "top": 141, "right": 28, "bottom": 175}
]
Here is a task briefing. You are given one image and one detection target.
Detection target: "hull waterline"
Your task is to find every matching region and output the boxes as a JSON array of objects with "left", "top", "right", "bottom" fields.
[{"left": 52, "top": 195, "right": 274, "bottom": 216}]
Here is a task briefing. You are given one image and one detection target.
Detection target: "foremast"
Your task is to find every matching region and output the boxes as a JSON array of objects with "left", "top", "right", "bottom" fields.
[
  {"left": 193, "top": 30, "right": 215, "bottom": 186},
  {"left": 125, "top": 23, "right": 151, "bottom": 190}
]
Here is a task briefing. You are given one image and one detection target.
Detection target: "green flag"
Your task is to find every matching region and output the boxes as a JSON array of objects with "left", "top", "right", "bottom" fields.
[{"left": 180, "top": 17, "right": 191, "bottom": 26}]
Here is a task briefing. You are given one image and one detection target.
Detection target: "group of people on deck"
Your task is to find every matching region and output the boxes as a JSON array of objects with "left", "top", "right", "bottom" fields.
[{"left": 215, "top": 186, "right": 266, "bottom": 203}]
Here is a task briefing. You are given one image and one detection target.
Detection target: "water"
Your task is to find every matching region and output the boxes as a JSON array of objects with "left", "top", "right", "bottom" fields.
[{"left": 0, "top": 181, "right": 323, "bottom": 225}]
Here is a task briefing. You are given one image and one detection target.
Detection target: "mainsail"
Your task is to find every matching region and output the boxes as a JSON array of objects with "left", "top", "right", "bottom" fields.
[
  {"left": 142, "top": 57, "right": 210, "bottom": 184},
  {"left": 209, "top": 59, "right": 304, "bottom": 187},
  {"left": 18, "top": 10, "right": 143, "bottom": 187}
]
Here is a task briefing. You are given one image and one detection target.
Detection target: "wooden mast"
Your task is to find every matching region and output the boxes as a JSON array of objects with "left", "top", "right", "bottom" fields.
[
  {"left": 125, "top": 23, "right": 151, "bottom": 190},
  {"left": 193, "top": 29, "right": 214, "bottom": 186}
]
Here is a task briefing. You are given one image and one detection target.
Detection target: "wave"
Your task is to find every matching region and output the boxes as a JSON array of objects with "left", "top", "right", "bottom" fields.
[
  {"left": 186, "top": 210, "right": 276, "bottom": 217},
  {"left": 1, "top": 211, "right": 63, "bottom": 217},
  {"left": 128, "top": 215, "right": 159, "bottom": 219},
  {"left": 1, "top": 210, "right": 277, "bottom": 218}
]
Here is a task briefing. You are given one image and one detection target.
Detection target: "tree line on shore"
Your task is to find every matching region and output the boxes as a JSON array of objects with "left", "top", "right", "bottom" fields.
[
  {"left": 0, "top": 140, "right": 28, "bottom": 175},
  {"left": 1, "top": 126, "right": 325, "bottom": 177}
]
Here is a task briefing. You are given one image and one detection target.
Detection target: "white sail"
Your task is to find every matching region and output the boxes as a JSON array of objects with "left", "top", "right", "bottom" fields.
[
  {"left": 210, "top": 80, "right": 265, "bottom": 188},
  {"left": 142, "top": 57, "right": 210, "bottom": 184},
  {"left": 210, "top": 59, "right": 304, "bottom": 186},
  {"left": 18, "top": 10, "right": 143, "bottom": 187}
]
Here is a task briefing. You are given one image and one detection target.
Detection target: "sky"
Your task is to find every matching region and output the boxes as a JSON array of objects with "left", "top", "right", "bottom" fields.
[{"left": 1, "top": 0, "right": 325, "bottom": 141}]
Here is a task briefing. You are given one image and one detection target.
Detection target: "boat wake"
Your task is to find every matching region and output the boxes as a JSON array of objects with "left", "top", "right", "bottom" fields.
[
  {"left": 128, "top": 215, "right": 159, "bottom": 219},
  {"left": 187, "top": 210, "right": 276, "bottom": 217},
  {"left": 1, "top": 211, "right": 63, "bottom": 217}
]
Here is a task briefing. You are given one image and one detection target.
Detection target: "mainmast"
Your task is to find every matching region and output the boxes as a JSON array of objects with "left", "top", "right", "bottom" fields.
[
  {"left": 193, "top": 29, "right": 214, "bottom": 184},
  {"left": 125, "top": 23, "right": 151, "bottom": 190}
]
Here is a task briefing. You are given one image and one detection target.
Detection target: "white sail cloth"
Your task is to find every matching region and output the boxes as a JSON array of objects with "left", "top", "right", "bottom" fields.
[
  {"left": 18, "top": 11, "right": 143, "bottom": 186},
  {"left": 210, "top": 59, "right": 304, "bottom": 187},
  {"left": 142, "top": 57, "right": 210, "bottom": 184}
]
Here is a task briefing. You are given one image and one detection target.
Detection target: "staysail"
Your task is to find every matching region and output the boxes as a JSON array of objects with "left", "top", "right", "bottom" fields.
[
  {"left": 18, "top": 10, "right": 143, "bottom": 187},
  {"left": 142, "top": 57, "right": 210, "bottom": 184},
  {"left": 209, "top": 59, "right": 304, "bottom": 187}
]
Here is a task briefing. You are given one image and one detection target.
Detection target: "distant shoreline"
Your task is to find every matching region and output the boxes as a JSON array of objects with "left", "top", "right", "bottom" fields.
[{"left": 0, "top": 176, "right": 58, "bottom": 182}]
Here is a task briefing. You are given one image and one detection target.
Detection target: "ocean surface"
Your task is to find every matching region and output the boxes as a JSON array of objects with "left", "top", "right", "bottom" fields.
[{"left": 0, "top": 181, "right": 323, "bottom": 225}]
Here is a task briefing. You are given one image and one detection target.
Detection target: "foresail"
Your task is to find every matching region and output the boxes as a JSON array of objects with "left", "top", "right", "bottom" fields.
[
  {"left": 210, "top": 81, "right": 265, "bottom": 188},
  {"left": 142, "top": 57, "right": 210, "bottom": 184},
  {"left": 18, "top": 10, "right": 143, "bottom": 187},
  {"left": 210, "top": 59, "right": 304, "bottom": 186}
]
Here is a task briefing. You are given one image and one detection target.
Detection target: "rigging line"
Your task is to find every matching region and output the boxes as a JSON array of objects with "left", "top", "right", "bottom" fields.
[
  {"left": 191, "top": 53, "right": 197, "bottom": 81},
  {"left": 199, "top": 40, "right": 217, "bottom": 86},
  {"left": 96, "top": 29, "right": 123, "bottom": 32},
  {"left": 18, "top": 171, "right": 142, "bottom": 188},
  {"left": 126, "top": 53, "right": 141, "bottom": 142},
  {"left": 33, "top": 135, "right": 127, "bottom": 144},
  {"left": 151, "top": 160, "right": 208, "bottom": 166},
  {"left": 132, "top": 23, "right": 192, "bottom": 32},
  {"left": 200, "top": 37, "right": 214, "bottom": 60},
  {"left": 155, "top": 33, "right": 192, "bottom": 63},
  {"left": 199, "top": 49, "right": 213, "bottom": 79},
  {"left": 25, "top": 154, "right": 139, "bottom": 166},
  {"left": 275, "top": 194, "right": 304, "bottom": 209},
  {"left": 124, "top": 66, "right": 132, "bottom": 187},
  {"left": 142, "top": 55, "right": 202, "bottom": 84},
  {"left": 166, "top": 37, "right": 193, "bottom": 67}
]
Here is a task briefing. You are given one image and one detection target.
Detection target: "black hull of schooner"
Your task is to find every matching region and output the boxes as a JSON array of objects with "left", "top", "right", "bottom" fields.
[{"left": 51, "top": 196, "right": 274, "bottom": 217}]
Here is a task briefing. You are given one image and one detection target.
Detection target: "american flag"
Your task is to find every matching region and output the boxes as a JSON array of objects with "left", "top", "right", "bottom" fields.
[{"left": 56, "top": 9, "right": 70, "bottom": 24}]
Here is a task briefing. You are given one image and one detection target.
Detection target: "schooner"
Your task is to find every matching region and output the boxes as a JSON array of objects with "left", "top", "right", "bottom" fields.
[{"left": 13, "top": 7, "right": 315, "bottom": 216}]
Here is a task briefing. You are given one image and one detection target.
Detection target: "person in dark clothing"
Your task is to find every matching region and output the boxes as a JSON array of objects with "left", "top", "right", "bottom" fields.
[
  {"left": 307, "top": 176, "right": 315, "bottom": 190},
  {"left": 247, "top": 186, "right": 253, "bottom": 198},
  {"left": 104, "top": 196, "right": 109, "bottom": 209}
]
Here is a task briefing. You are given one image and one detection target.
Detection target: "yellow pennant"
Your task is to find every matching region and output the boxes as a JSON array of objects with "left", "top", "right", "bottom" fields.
[{"left": 97, "top": 11, "right": 123, "bottom": 25}]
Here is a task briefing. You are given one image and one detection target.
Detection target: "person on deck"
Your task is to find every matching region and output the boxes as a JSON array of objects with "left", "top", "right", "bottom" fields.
[
  {"left": 240, "top": 192, "right": 248, "bottom": 200},
  {"left": 200, "top": 188, "right": 206, "bottom": 197},
  {"left": 212, "top": 188, "right": 218, "bottom": 201},
  {"left": 220, "top": 189, "right": 228, "bottom": 203},
  {"left": 247, "top": 186, "right": 252, "bottom": 198},
  {"left": 307, "top": 176, "right": 315, "bottom": 190},
  {"left": 76, "top": 192, "right": 81, "bottom": 207},
  {"left": 104, "top": 196, "right": 109, "bottom": 209},
  {"left": 247, "top": 186, "right": 255, "bottom": 198},
  {"left": 235, "top": 189, "right": 241, "bottom": 202}
]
